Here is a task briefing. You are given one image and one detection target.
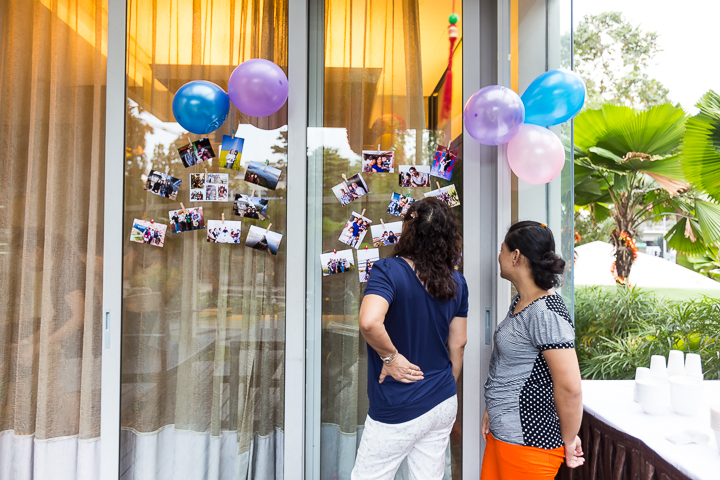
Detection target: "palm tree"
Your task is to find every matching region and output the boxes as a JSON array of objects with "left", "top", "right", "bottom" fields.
[{"left": 574, "top": 103, "right": 720, "bottom": 284}]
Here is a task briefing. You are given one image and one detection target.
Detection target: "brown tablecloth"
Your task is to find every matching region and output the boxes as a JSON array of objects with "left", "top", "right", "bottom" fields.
[{"left": 555, "top": 410, "right": 692, "bottom": 480}]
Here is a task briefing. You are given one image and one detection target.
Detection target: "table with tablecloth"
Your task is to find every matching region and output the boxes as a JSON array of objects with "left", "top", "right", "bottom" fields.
[{"left": 556, "top": 380, "right": 720, "bottom": 480}]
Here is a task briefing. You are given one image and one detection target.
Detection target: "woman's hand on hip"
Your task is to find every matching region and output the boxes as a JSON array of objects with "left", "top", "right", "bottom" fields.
[
  {"left": 379, "top": 354, "right": 424, "bottom": 383},
  {"left": 481, "top": 409, "right": 490, "bottom": 443},
  {"left": 564, "top": 435, "right": 585, "bottom": 469}
]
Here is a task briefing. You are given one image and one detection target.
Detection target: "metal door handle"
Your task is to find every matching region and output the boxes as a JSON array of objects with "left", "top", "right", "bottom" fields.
[{"left": 485, "top": 308, "right": 491, "bottom": 345}]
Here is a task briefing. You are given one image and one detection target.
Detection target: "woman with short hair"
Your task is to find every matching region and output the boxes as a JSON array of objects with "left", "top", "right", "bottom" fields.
[
  {"left": 352, "top": 197, "right": 468, "bottom": 480},
  {"left": 481, "top": 221, "right": 584, "bottom": 479}
]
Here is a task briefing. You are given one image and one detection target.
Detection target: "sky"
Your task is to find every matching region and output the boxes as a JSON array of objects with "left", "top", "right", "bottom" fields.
[{"left": 573, "top": 0, "right": 720, "bottom": 114}]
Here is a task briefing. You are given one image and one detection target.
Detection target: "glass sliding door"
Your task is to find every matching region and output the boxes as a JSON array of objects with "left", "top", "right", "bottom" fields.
[
  {"left": 307, "top": 0, "right": 465, "bottom": 477},
  {"left": 510, "top": 0, "right": 574, "bottom": 308},
  {"left": 120, "top": 1, "right": 287, "bottom": 478}
]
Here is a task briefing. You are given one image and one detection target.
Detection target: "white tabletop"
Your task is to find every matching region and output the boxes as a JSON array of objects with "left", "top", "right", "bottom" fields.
[{"left": 582, "top": 380, "right": 720, "bottom": 480}]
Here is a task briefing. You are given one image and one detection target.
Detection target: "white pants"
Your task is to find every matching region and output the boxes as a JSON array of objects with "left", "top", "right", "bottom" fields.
[{"left": 351, "top": 395, "right": 457, "bottom": 480}]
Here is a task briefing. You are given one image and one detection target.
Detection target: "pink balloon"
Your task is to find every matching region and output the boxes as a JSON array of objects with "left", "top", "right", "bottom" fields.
[{"left": 506, "top": 124, "right": 565, "bottom": 184}]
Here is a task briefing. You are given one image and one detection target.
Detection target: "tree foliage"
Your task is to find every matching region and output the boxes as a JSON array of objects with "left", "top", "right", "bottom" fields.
[{"left": 571, "top": 12, "right": 671, "bottom": 109}]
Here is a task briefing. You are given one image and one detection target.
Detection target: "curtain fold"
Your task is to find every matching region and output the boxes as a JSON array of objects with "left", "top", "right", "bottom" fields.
[
  {"left": 121, "top": 1, "right": 287, "bottom": 478},
  {"left": 0, "top": 0, "right": 106, "bottom": 446},
  {"left": 0, "top": 0, "right": 106, "bottom": 478}
]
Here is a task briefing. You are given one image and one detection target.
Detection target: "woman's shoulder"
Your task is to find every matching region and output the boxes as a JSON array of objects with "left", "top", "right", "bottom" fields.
[{"left": 452, "top": 268, "right": 468, "bottom": 286}]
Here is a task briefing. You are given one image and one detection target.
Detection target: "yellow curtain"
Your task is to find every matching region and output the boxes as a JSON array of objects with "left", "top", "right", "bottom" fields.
[
  {"left": 0, "top": 0, "right": 106, "bottom": 442},
  {"left": 323, "top": 0, "right": 425, "bottom": 154}
]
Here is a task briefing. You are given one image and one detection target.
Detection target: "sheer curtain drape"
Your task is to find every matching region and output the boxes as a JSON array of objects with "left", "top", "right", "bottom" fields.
[
  {"left": 121, "top": 1, "right": 287, "bottom": 479},
  {"left": 0, "top": 1, "right": 107, "bottom": 479}
]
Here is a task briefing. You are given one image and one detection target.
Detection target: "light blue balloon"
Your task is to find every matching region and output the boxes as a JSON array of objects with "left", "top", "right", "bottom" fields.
[
  {"left": 172, "top": 81, "right": 230, "bottom": 134},
  {"left": 521, "top": 69, "right": 586, "bottom": 127}
]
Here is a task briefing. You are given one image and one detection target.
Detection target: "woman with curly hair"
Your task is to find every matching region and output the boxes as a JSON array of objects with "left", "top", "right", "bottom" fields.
[
  {"left": 351, "top": 197, "right": 468, "bottom": 480},
  {"left": 481, "top": 221, "right": 584, "bottom": 479}
]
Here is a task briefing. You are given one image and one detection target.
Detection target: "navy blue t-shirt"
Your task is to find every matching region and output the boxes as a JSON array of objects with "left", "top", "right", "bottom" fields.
[{"left": 363, "top": 256, "right": 469, "bottom": 424}]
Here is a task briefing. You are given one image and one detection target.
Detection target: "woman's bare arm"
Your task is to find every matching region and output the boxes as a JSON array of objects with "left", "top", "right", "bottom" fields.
[
  {"left": 543, "top": 348, "right": 585, "bottom": 468},
  {"left": 447, "top": 316, "right": 467, "bottom": 383},
  {"left": 359, "top": 294, "right": 424, "bottom": 383}
]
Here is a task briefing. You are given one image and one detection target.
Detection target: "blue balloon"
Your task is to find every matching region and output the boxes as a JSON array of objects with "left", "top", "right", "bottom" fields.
[
  {"left": 172, "top": 81, "right": 230, "bottom": 134},
  {"left": 521, "top": 69, "right": 586, "bottom": 127}
]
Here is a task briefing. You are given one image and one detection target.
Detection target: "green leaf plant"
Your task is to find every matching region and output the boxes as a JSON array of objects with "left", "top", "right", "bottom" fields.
[{"left": 575, "top": 286, "right": 720, "bottom": 380}]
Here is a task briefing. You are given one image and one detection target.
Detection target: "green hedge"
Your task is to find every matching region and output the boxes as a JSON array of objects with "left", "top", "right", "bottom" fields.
[{"left": 575, "top": 286, "right": 720, "bottom": 380}]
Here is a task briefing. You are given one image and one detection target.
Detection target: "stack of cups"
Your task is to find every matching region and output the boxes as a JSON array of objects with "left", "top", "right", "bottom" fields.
[
  {"left": 685, "top": 353, "right": 704, "bottom": 381},
  {"left": 634, "top": 367, "right": 651, "bottom": 402},
  {"left": 711, "top": 404, "right": 720, "bottom": 454},
  {"left": 669, "top": 376, "right": 703, "bottom": 415},
  {"left": 635, "top": 355, "right": 671, "bottom": 415},
  {"left": 667, "top": 350, "right": 685, "bottom": 377},
  {"left": 650, "top": 355, "right": 668, "bottom": 379}
]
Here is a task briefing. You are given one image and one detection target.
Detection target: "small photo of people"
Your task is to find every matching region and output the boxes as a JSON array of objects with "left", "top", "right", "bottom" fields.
[
  {"left": 371, "top": 221, "right": 403, "bottom": 247},
  {"left": 331, "top": 173, "right": 370, "bottom": 207},
  {"left": 193, "top": 137, "right": 216, "bottom": 162},
  {"left": 178, "top": 144, "right": 199, "bottom": 168},
  {"left": 129, "top": 219, "right": 168, "bottom": 247},
  {"left": 218, "top": 135, "right": 245, "bottom": 170},
  {"left": 233, "top": 193, "right": 269, "bottom": 220},
  {"left": 424, "top": 184, "right": 461, "bottom": 208},
  {"left": 168, "top": 206, "right": 206, "bottom": 233},
  {"left": 178, "top": 137, "right": 216, "bottom": 168},
  {"left": 362, "top": 150, "right": 395, "bottom": 173},
  {"left": 430, "top": 145, "right": 458, "bottom": 181},
  {"left": 144, "top": 169, "right": 182, "bottom": 200},
  {"left": 243, "top": 161, "right": 282, "bottom": 190},
  {"left": 357, "top": 248, "right": 380, "bottom": 283},
  {"left": 320, "top": 249, "right": 356, "bottom": 276},
  {"left": 338, "top": 211, "right": 372, "bottom": 249},
  {"left": 189, "top": 173, "right": 229, "bottom": 202},
  {"left": 245, "top": 225, "right": 282, "bottom": 255},
  {"left": 386, "top": 192, "right": 416, "bottom": 217},
  {"left": 206, "top": 220, "right": 243, "bottom": 244},
  {"left": 398, "top": 165, "right": 431, "bottom": 187}
]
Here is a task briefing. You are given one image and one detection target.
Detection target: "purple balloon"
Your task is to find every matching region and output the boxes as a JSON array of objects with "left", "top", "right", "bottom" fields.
[
  {"left": 463, "top": 85, "right": 525, "bottom": 145},
  {"left": 228, "top": 59, "right": 288, "bottom": 117}
]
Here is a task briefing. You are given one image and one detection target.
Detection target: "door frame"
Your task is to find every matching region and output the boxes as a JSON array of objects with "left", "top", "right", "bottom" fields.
[{"left": 100, "top": 0, "right": 127, "bottom": 478}]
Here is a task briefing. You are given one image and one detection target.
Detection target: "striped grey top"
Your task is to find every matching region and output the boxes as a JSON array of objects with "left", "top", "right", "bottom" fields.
[{"left": 484, "top": 294, "right": 575, "bottom": 449}]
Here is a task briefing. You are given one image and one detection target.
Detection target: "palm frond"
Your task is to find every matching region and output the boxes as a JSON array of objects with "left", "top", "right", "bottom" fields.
[
  {"left": 666, "top": 218, "right": 706, "bottom": 255},
  {"left": 695, "top": 200, "right": 720, "bottom": 245},
  {"left": 575, "top": 104, "right": 686, "bottom": 158},
  {"left": 639, "top": 154, "right": 687, "bottom": 181},
  {"left": 681, "top": 91, "right": 720, "bottom": 201}
]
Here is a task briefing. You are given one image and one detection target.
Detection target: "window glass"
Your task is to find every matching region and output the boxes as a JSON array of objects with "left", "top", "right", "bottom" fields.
[
  {"left": 310, "top": 0, "right": 464, "bottom": 477},
  {"left": 122, "top": 0, "right": 287, "bottom": 476}
]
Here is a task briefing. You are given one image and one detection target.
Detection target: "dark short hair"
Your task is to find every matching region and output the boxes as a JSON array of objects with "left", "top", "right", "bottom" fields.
[
  {"left": 393, "top": 197, "right": 462, "bottom": 300},
  {"left": 504, "top": 221, "right": 565, "bottom": 290}
]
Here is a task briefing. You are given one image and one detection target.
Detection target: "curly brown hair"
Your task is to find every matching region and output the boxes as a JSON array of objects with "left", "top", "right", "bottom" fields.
[{"left": 392, "top": 197, "right": 463, "bottom": 300}]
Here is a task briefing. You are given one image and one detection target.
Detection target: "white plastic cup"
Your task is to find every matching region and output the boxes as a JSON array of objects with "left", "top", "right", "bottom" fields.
[
  {"left": 667, "top": 350, "right": 685, "bottom": 377},
  {"left": 650, "top": 355, "right": 668, "bottom": 379},
  {"left": 634, "top": 367, "right": 651, "bottom": 402},
  {"left": 710, "top": 404, "right": 720, "bottom": 430},
  {"left": 636, "top": 378, "right": 670, "bottom": 415},
  {"left": 685, "top": 353, "right": 703, "bottom": 380},
  {"left": 669, "top": 376, "right": 703, "bottom": 416}
]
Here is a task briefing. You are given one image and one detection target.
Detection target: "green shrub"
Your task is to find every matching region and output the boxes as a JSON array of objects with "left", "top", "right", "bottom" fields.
[{"left": 575, "top": 286, "right": 720, "bottom": 380}]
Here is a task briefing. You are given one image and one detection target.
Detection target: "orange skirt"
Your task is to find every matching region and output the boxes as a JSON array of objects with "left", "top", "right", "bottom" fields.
[{"left": 480, "top": 433, "right": 565, "bottom": 480}]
